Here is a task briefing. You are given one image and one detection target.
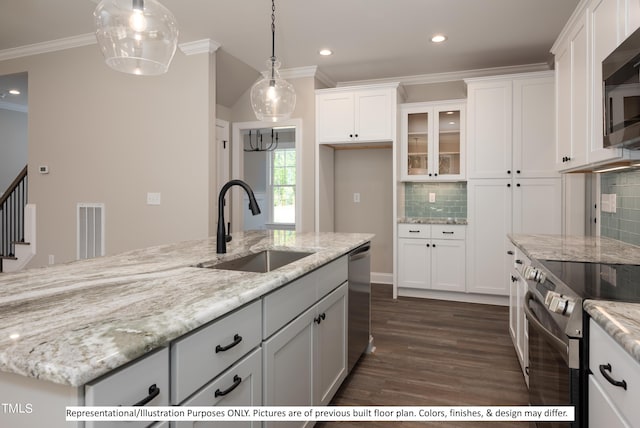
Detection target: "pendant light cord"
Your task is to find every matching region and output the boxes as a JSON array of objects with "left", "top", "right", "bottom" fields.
[{"left": 269, "top": 0, "right": 276, "bottom": 81}]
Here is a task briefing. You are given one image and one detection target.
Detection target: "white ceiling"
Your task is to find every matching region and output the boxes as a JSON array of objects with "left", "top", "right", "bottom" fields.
[{"left": 0, "top": 0, "right": 580, "bottom": 107}]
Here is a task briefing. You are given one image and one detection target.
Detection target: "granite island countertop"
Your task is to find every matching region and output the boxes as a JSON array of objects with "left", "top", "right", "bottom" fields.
[
  {"left": 398, "top": 217, "right": 467, "bottom": 225},
  {"left": 0, "top": 230, "right": 373, "bottom": 387},
  {"left": 509, "top": 233, "right": 640, "bottom": 364}
]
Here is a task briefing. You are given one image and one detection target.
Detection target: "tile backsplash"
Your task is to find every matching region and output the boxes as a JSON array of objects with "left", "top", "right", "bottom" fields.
[
  {"left": 404, "top": 182, "right": 467, "bottom": 219},
  {"left": 601, "top": 169, "right": 640, "bottom": 247}
]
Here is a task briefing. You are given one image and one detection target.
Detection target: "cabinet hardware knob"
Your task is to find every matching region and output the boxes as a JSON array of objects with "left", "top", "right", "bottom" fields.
[
  {"left": 133, "top": 384, "right": 160, "bottom": 406},
  {"left": 314, "top": 313, "right": 326, "bottom": 324},
  {"left": 507, "top": 170, "right": 511, "bottom": 174},
  {"left": 429, "top": 173, "right": 433, "bottom": 176},
  {"left": 434, "top": 173, "right": 438, "bottom": 176},
  {"left": 515, "top": 259, "right": 523, "bottom": 265},
  {"left": 507, "top": 250, "right": 514, "bottom": 255},
  {"left": 432, "top": 244, "right": 436, "bottom": 248},
  {"left": 215, "top": 375, "right": 243, "bottom": 397},
  {"left": 516, "top": 170, "right": 521, "bottom": 174},
  {"left": 507, "top": 183, "right": 511, "bottom": 187},
  {"left": 349, "top": 134, "right": 353, "bottom": 138},
  {"left": 426, "top": 243, "right": 430, "bottom": 247},
  {"left": 599, "top": 364, "right": 627, "bottom": 390},
  {"left": 216, "top": 334, "right": 243, "bottom": 353},
  {"left": 516, "top": 183, "right": 521, "bottom": 187},
  {"left": 354, "top": 134, "right": 358, "bottom": 138},
  {"left": 511, "top": 275, "right": 518, "bottom": 282}
]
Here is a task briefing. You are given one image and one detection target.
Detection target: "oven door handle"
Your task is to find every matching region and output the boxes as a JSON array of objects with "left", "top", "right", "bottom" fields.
[{"left": 524, "top": 291, "right": 569, "bottom": 360}]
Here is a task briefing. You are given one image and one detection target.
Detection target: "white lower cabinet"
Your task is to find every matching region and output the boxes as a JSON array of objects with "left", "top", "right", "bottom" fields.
[
  {"left": 397, "top": 224, "right": 466, "bottom": 293},
  {"left": 589, "top": 319, "right": 640, "bottom": 427},
  {"left": 507, "top": 244, "right": 528, "bottom": 385},
  {"left": 174, "top": 348, "right": 262, "bottom": 428},
  {"left": 85, "top": 347, "right": 170, "bottom": 428},
  {"left": 263, "top": 282, "right": 348, "bottom": 428}
]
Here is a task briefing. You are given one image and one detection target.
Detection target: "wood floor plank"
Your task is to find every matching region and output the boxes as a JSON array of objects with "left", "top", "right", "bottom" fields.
[{"left": 317, "top": 284, "right": 529, "bottom": 428}]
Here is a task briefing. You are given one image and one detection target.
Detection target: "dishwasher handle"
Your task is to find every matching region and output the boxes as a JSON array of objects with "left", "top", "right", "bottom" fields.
[{"left": 349, "top": 244, "right": 371, "bottom": 261}]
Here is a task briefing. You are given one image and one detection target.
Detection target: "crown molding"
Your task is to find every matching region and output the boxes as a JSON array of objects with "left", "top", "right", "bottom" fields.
[
  {"left": 277, "top": 65, "right": 336, "bottom": 87},
  {"left": 0, "top": 33, "right": 96, "bottom": 62},
  {"left": 336, "top": 63, "right": 551, "bottom": 87},
  {"left": 0, "top": 101, "right": 28, "bottom": 113},
  {"left": 179, "top": 39, "right": 222, "bottom": 56}
]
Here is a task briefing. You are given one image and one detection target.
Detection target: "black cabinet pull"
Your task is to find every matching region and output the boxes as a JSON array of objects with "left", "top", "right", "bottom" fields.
[
  {"left": 133, "top": 384, "right": 160, "bottom": 406},
  {"left": 216, "top": 334, "right": 243, "bottom": 353},
  {"left": 507, "top": 250, "right": 514, "bottom": 255},
  {"left": 515, "top": 259, "right": 523, "bottom": 264},
  {"left": 511, "top": 275, "right": 518, "bottom": 282},
  {"left": 215, "top": 375, "right": 242, "bottom": 397},
  {"left": 516, "top": 170, "right": 521, "bottom": 174},
  {"left": 516, "top": 183, "right": 521, "bottom": 187},
  {"left": 409, "top": 230, "right": 420, "bottom": 233},
  {"left": 314, "top": 313, "right": 326, "bottom": 324},
  {"left": 599, "top": 364, "right": 627, "bottom": 390},
  {"left": 442, "top": 231, "right": 454, "bottom": 235}
]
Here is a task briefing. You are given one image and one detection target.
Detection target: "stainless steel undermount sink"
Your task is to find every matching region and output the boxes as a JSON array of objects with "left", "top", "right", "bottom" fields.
[{"left": 196, "top": 250, "right": 315, "bottom": 273}]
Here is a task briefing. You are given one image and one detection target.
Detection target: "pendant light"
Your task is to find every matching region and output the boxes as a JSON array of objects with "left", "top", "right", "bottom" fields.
[
  {"left": 250, "top": 0, "right": 296, "bottom": 122},
  {"left": 94, "top": 0, "right": 179, "bottom": 76}
]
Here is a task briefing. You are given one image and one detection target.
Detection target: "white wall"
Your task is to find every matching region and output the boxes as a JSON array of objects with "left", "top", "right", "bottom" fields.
[
  {"left": 0, "top": 109, "right": 27, "bottom": 194},
  {"left": 0, "top": 45, "right": 216, "bottom": 267}
]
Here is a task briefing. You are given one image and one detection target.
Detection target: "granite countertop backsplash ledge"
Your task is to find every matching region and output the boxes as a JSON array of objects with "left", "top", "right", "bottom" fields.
[
  {"left": 0, "top": 230, "right": 373, "bottom": 387},
  {"left": 398, "top": 217, "right": 467, "bottom": 225}
]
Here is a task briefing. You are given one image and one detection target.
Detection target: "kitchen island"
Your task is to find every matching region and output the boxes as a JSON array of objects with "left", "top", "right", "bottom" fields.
[{"left": 0, "top": 230, "right": 373, "bottom": 427}]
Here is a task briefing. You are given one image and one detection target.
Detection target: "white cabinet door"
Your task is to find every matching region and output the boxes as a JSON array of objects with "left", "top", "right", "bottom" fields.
[
  {"left": 262, "top": 306, "right": 314, "bottom": 428},
  {"left": 316, "top": 92, "right": 354, "bottom": 143},
  {"left": 466, "top": 179, "right": 512, "bottom": 295},
  {"left": 355, "top": 89, "right": 393, "bottom": 142},
  {"left": 512, "top": 76, "right": 557, "bottom": 178},
  {"left": 314, "top": 282, "right": 348, "bottom": 406},
  {"left": 589, "top": 376, "right": 632, "bottom": 428},
  {"left": 466, "top": 80, "right": 513, "bottom": 178},
  {"left": 174, "top": 348, "right": 262, "bottom": 428},
  {"left": 430, "top": 239, "right": 465, "bottom": 292},
  {"left": 555, "top": 14, "right": 589, "bottom": 170},
  {"left": 397, "top": 238, "right": 430, "bottom": 289},
  {"left": 512, "top": 178, "right": 562, "bottom": 235}
]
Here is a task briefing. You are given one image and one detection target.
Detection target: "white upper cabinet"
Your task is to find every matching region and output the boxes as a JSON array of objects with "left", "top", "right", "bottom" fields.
[
  {"left": 466, "top": 72, "right": 558, "bottom": 179},
  {"left": 399, "top": 100, "right": 465, "bottom": 181},
  {"left": 552, "top": 0, "right": 640, "bottom": 171},
  {"left": 316, "top": 84, "right": 398, "bottom": 145}
]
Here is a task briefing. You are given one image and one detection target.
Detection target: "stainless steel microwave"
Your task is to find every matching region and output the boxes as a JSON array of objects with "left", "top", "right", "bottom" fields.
[{"left": 603, "top": 26, "right": 640, "bottom": 150}]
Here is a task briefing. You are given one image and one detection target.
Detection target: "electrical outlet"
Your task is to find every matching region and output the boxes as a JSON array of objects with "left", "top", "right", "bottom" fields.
[
  {"left": 147, "top": 192, "right": 161, "bottom": 205},
  {"left": 353, "top": 193, "right": 361, "bottom": 203},
  {"left": 48, "top": 255, "right": 54, "bottom": 265},
  {"left": 429, "top": 193, "right": 436, "bottom": 203}
]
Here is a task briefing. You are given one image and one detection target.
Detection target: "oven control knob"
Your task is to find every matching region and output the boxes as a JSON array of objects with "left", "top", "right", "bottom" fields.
[
  {"left": 548, "top": 295, "right": 575, "bottom": 316},
  {"left": 523, "top": 266, "right": 546, "bottom": 283}
]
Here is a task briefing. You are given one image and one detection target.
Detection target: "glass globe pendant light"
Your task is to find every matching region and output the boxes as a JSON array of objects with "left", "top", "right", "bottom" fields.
[
  {"left": 94, "top": 0, "right": 179, "bottom": 76},
  {"left": 250, "top": 0, "right": 296, "bottom": 122}
]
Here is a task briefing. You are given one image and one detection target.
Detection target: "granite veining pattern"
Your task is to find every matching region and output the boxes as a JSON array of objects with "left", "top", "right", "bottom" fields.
[
  {"left": 398, "top": 217, "right": 467, "bottom": 225},
  {"left": 584, "top": 301, "right": 640, "bottom": 364},
  {"left": 509, "top": 234, "right": 640, "bottom": 265},
  {"left": 0, "top": 230, "right": 372, "bottom": 387}
]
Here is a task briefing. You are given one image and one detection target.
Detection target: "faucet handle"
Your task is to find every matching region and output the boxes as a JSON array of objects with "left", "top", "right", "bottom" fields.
[{"left": 226, "top": 222, "right": 232, "bottom": 243}]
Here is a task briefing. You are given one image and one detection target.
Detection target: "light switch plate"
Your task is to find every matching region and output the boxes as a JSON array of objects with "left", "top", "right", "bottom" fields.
[
  {"left": 147, "top": 192, "right": 161, "bottom": 205},
  {"left": 353, "top": 193, "right": 361, "bottom": 203},
  {"left": 429, "top": 193, "right": 436, "bottom": 203}
]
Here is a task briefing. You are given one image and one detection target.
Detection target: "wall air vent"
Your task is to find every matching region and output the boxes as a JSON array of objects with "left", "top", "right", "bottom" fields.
[{"left": 77, "top": 203, "right": 105, "bottom": 260}]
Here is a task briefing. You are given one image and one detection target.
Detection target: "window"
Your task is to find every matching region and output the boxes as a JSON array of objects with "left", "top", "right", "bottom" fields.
[{"left": 269, "top": 146, "right": 296, "bottom": 225}]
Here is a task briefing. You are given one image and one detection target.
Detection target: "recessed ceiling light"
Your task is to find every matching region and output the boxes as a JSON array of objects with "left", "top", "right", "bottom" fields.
[
  {"left": 446, "top": 111, "right": 454, "bottom": 115},
  {"left": 8, "top": 89, "right": 20, "bottom": 95},
  {"left": 319, "top": 49, "right": 333, "bottom": 56},
  {"left": 431, "top": 34, "right": 447, "bottom": 43},
  {"left": 449, "top": 121, "right": 456, "bottom": 125}
]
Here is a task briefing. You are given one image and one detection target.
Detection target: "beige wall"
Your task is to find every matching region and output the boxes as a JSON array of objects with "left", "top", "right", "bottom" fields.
[
  {"left": 334, "top": 148, "right": 393, "bottom": 273},
  {"left": 0, "top": 45, "right": 216, "bottom": 267}
]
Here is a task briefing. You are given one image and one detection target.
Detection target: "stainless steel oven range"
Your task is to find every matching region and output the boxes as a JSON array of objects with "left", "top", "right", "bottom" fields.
[{"left": 521, "top": 259, "right": 640, "bottom": 428}]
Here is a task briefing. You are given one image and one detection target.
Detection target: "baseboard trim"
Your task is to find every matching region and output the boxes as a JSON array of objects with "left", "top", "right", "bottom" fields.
[
  {"left": 397, "top": 287, "right": 509, "bottom": 306},
  {"left": 371, "top": 272, "right": 393, "bottom": 285}
]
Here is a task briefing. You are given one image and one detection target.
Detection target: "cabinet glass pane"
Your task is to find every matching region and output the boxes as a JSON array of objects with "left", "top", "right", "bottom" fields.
[
  {"left": 438, "top": 110, "right": 461, "bottom": 175},
  {"left": 407, "top": 112, "right": 428, "bottom": 175}
]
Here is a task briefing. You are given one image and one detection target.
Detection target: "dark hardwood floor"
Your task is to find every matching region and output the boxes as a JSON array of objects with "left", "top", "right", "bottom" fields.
[{"left": 318, "top": 284, "right": 529, "bottom": 428}]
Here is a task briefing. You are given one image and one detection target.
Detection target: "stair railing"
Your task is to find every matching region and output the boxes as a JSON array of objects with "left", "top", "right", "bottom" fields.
[{"left": 0, "top": 165, "right": 28, "bottom": 267}]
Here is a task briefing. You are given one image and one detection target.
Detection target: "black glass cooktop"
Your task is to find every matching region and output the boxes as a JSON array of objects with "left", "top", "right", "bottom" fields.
[{"left": 539, "top": 260, "right": 640, "bottom": 303}]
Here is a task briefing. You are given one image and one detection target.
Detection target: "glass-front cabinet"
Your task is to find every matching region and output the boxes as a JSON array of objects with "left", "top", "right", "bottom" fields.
[{"left": 400, "top": 100, "right": 465, "bottom": 181}]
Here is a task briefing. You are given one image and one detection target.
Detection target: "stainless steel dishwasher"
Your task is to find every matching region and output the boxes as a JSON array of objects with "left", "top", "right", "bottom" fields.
[{"left": 347, "top": 243, "right": 371, "bottom": 373}]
